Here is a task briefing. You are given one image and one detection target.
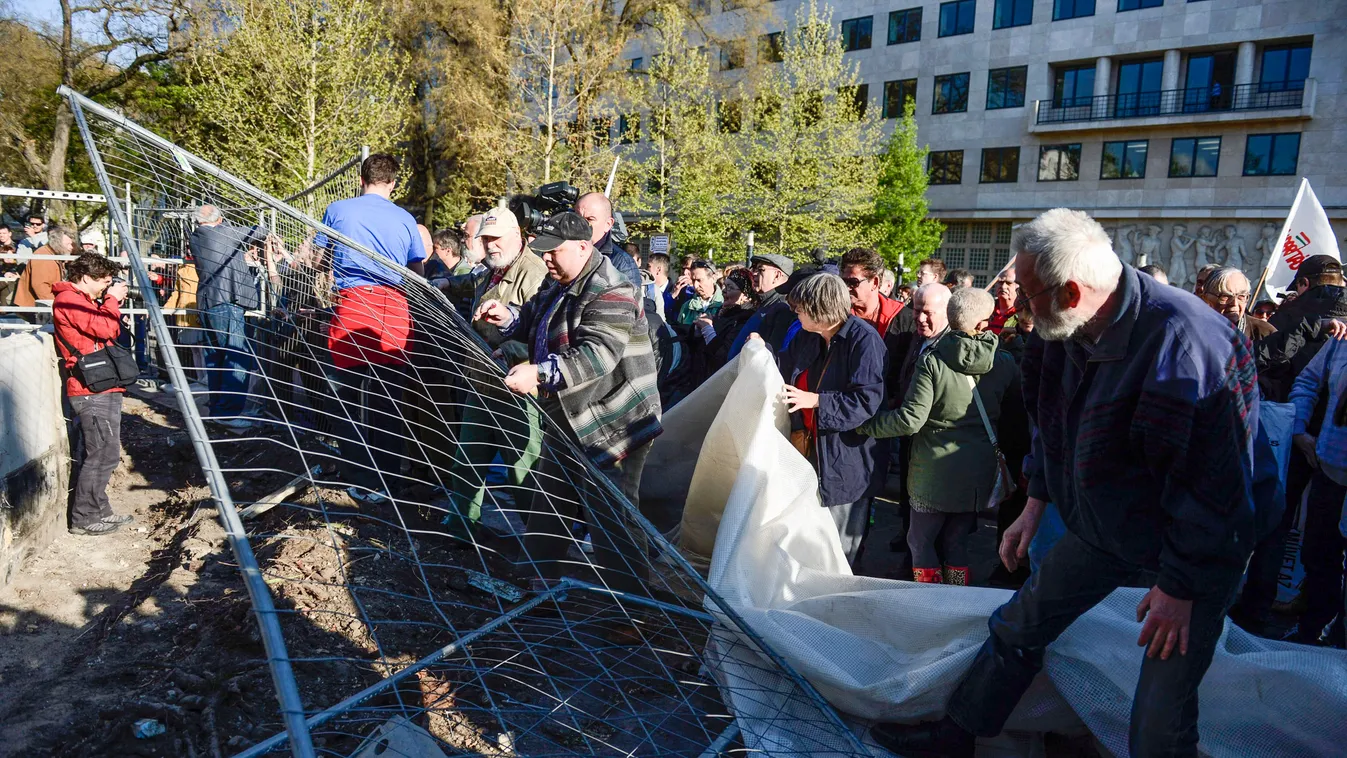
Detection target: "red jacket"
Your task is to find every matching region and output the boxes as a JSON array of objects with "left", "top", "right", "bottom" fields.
[
  {"left": 854, "top": 294, "right": 903, "bottom": 337},
  {"left": 51, "top": 281, "right": 125, "bottom": 397}
]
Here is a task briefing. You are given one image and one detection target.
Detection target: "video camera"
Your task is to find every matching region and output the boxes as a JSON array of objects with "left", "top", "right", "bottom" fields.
[{"left": 508, "top": 181, "right": 579, "bottom": 234}]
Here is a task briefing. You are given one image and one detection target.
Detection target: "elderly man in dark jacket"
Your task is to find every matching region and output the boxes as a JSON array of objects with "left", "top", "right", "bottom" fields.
[
  {"left": 777, "top": 272, "right": 887, "bottom": 566},
  {"left": 873, "top": 209, "right": 1259, "bottom": 758},
  {"left": 476, "top": 211, "right": 661, "bottom": 606},
  {"left": 190, "top": 204, "right": 260, "bottom": 426}
]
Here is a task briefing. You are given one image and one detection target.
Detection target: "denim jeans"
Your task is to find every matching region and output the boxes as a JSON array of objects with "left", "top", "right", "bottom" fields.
[
  {"left": 68, "top": 393, "right": 124, "bottom": 528},
  {"left": 201, "top": 303, "right": 254, "bottom": 416},
  {"left": 330, "top": 361, "right": 410, "bottom": 495},
  {"left": 1028, "top": 501, "right": 1065, "bottom": 574},
  {"left": 947, "top": 530, "right": 1238, "bottom": 757},
  {"left": 1297, "top": 468, "right": 1347, "bottom": 641}
]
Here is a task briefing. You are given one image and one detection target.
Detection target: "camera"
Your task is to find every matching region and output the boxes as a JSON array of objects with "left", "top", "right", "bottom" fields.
[{"left": 507, "top": 181, "right": 579, "bottom": 234}]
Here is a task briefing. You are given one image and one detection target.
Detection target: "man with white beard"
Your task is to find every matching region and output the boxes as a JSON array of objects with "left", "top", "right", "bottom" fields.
[
  {"left": 466, "top": 208, "right": 548, "bottom": 344},
  {"left": 443, "top": 207, "right": 549, "bottom": 535},
  {"left": 872, "top": 208, "right": 1260, "bottom": 758}
]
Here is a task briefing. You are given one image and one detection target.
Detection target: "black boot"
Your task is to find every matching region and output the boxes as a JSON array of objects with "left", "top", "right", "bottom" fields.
[{"left": 870, "top": 716, "right": 975, "bottom": 758}]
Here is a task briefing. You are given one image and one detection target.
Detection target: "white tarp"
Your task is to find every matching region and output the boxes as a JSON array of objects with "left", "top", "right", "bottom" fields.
[{"left": 655, "top": 339, "right": 1347, "bottom": 756}]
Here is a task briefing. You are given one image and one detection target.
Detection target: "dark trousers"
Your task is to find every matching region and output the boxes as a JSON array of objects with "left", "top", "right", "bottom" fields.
[
  {"left": 201, "top": 303, "right": 254, "bottom": 416},
  {"left": 908, "top": 511, "right": 975, "bottom": 569},
  {"left": 829, "top": 498, "right": 871, "bottom": 567},
  {"left": 68, "top": 393, "right": 124, "bottom": 528},
  {"left": 1298, "top": 468, "right": 1347, "bottom": 641},
  {"left": 332, "top": 361, "right": 408, "bottom": 494},
  {"left": 947, "top": 531, "right": 1237, "bottom": 757},
  {"left": 523, "top": 440, "right": 652, "bottom": 597}
]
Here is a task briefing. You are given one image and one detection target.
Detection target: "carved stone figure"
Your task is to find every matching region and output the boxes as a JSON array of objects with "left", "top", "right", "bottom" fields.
[
  {"left": 1194, "top": 226, "right": 1217, "bottom": 279},
  {"left": 1136, "top": 224, "right": 1162, "bottom": 274},
  {"left": 1254, "top": 222, "right": 1279, "bottom": 275},
  {"left": 1115, "top": 225, "right": 1137, "bottom": 265},
  {"left": 1102, "top": 225, "right": 1122, "bottom": 263},
  {"left": 1169, "top": 224, "right": 1194, "bottom": 288},
  {"left": 1218, "top": 225, "right": 1247, "bottom": 273}
]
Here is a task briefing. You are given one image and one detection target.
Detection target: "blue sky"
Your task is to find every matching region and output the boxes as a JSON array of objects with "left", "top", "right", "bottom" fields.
[{"left": 11, "top": 0, "right": 61, "bottom": 26}]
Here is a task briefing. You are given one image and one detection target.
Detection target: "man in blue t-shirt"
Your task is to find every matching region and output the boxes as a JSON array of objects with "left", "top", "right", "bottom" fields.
[
  {"left": 315, "top": 155, "right": 426, "bottom": 287},
  {"left": 315, "top": 153, "right": 427, "bottom": 505}
]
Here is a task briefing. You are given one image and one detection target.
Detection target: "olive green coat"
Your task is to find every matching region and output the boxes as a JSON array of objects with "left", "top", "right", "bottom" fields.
[{"left": 858, "top": 331, "right": 1020, "bottom": 513}]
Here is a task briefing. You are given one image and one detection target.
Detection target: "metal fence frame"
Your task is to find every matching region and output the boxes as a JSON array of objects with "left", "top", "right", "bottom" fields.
[{"left": 61, "top": 85, "right": 867, "bottom": 757}]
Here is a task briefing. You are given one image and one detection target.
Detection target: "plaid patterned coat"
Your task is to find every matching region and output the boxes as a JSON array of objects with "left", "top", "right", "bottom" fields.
[{"left": 512, "top": 250, "right": 662, "bottom": 467}]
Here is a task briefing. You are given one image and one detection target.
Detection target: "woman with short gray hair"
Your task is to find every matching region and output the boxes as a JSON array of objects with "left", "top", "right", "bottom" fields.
[
  {"left": 858, "top": 286, "right": 1021, "bottom": 585},
  {"left": 776, "top": 272, "right": 887, "bottom": 566}
]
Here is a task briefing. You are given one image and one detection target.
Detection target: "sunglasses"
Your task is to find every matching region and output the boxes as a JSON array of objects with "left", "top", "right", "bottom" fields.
[
  {"left": 841, "top": 277, "right": 868, "bottom": 289},
  {"left": 23, "top": 221, "right": 43, "bottom": 228}
]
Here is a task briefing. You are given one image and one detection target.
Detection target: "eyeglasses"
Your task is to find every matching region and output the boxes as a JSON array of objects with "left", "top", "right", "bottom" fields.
[
  {"left": 1210, "top": 292, "right": 1250, "bottom": 306},
  {"left": 1015, "top": 283, "right": 1055, "bottom": 310},
  {"left": 23, "top": 221, "right": 43, "bottom": 229}
]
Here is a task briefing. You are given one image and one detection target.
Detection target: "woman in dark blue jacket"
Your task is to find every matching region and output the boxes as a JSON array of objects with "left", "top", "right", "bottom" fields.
[{"left": 778, "top": 272, "right": 887, "bottom": 566}]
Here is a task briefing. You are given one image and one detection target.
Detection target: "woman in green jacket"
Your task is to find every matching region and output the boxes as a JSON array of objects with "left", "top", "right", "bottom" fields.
[{"left": 858, "top": 288, "right": 1020, "bottom": 585}]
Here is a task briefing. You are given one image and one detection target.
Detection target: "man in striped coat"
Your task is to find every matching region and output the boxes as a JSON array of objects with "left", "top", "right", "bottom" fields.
[{"left": 476, "top": 211, "right": 661, "bottom": 602}]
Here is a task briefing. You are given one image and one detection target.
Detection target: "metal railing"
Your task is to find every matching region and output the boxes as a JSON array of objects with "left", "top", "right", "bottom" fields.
[{"left": 1036, "top": 81, "right": 1307, "bottom": 125}]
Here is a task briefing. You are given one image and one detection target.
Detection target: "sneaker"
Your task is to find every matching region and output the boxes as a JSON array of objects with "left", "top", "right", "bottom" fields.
[
  {"left": 214, "top": 417, "right": 255, "bottom": 430},
  {"left": 70, "top": 521, "right": 121, "bottom": 536},
  {"left": 346, "top": 486, "right": 389, "bottom": 505},
  {"left": 101, "top": 514, "right": 134, "bottom": 526}
]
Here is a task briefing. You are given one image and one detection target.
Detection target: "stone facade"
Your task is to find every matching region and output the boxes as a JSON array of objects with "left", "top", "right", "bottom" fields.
[{"left": 683, "top": 0, "right": 1347, "bottom": 286}]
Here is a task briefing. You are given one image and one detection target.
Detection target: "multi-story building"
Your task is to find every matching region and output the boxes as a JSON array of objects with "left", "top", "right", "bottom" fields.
[{"left": 678, "top": 0, "right": 1347, "bottom": 287}]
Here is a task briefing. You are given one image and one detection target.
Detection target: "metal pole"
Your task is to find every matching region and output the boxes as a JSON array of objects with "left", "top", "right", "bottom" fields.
[{"left": 63, "top": 88, "right": 318, "bottom": 758}]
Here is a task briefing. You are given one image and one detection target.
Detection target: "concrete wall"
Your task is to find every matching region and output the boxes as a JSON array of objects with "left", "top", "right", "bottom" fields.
[{"left": 0, "top": 330, "right": 69, "bottom": 588}]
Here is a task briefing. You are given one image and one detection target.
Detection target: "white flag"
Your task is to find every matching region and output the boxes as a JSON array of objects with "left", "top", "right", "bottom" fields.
[{"left": 1261, "top": 178, "right": 1341, "bottom": 300}]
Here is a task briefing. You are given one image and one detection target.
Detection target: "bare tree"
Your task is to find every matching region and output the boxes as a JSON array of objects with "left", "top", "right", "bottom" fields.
[{"left": 0, "top": 0, "right": 193, "bottom": 206}]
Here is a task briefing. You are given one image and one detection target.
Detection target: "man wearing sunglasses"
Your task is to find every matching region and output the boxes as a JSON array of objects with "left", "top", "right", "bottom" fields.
[{"left": 16, "top": 214, "right": 47, "bottom": 256}]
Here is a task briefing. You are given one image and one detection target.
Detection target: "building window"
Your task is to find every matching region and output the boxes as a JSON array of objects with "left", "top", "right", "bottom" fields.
[
  {"left": 1117, "top": 0, "right": 1162, "bottom": 11},
  {"left": 1260, "top": 43, "right": 1312, "bottom": 91},
  {"left": 938, "top": 0, "right": 976, "bottom": 38},
  {"left": 888, "top": 7, "right": 922, "bottom": 44},
  {"left": 758, "top": 32, "right": 783, "bottom": 63},
  {"left": 720, "top": 41, "right": 745, "bottom": 71},
  {"left": 1053, "top": 64, "right": 1096, "bottom": 107},
  {"left": 993, "top": 0, "right": 1033, "bottom": 29},
  {"left": 1243, "top": 133, "right": 1301, "bottom": 176},
  {"left": 933, "top": 72, "right": 970, "bottom": 113},
  {"left": 1037, "top": 144, "right": 1081, "bottom": 181},
  {"left": 929, "top": 150, "right": 963, "bottom": 184},
  {"left": 628, "top": 57, "right": 644, "bottom": 71},
  {"left": 618, "top": 114, "right": 640, "bottom": 144},
  {"left": 1101, "top": 139, "right": 1148, "bottom": 179},
  {"left": 980, "top": 147, "right": 1020, "bottom": 183},
  {"left": 987, "top": 66, "right": 1027, "bottom": 109},
  {"left": 882, "top": 79, "right": 917, "bottom": 118},
  {"left": 1169, "top": 137, "right": 1220, "bottom": 177},
  {"left": 718, "top": 100, "right": 742, "bottom": 133},
  {"left": 1053, "top": 0, "right": 1095, "bottom": 20},
  {"left": 841, "top": 16, "right": 873, "bottom": 51},
  {"left": 843, "top": 83, "right": 870, "bottom": 118}
]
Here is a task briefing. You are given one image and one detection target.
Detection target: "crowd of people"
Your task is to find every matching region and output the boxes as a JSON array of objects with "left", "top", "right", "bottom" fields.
[{"left": 35, "top": 153, "right": 1347, "bottom": 754}]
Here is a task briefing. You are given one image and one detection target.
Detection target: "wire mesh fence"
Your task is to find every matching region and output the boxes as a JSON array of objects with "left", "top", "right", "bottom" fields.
[{"left": 62, "top": 87, "right": 871, "bottom": 758}]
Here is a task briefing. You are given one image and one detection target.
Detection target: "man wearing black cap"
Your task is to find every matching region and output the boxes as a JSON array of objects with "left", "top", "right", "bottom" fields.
[
  {"left": 726, "top": 253, "right": 797, "bottom": 360},
  {"left": 476, "top": 211, "right": 662, "bottom": 611}
]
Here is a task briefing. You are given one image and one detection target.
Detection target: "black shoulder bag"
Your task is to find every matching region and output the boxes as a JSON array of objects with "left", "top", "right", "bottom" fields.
[{"left": 54, "top": 325, "right": 140, "bottom": 393}]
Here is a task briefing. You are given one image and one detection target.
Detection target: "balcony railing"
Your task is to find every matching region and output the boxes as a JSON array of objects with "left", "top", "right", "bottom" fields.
[{"left": 1036, "top": 82, "right": 1306, "bottom": 125}]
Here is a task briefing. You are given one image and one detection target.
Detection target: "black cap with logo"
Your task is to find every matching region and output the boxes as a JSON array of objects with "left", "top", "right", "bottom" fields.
[{"left": 528, "top": 211, "right": 593, "bottom": 253}]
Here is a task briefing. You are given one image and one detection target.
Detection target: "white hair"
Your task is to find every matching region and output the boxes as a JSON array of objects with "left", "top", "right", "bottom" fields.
[
  {"left": 192, "top": 204, "right": 223, "bottom": 224},
  {"left": 948, "top": 287, "right": 995, "bottom": 332},
  {"left": 1012, "top": 208, "right": 1122, "bottom": 292}
]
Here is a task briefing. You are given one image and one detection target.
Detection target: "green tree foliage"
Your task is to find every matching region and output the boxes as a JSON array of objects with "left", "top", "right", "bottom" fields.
[
  {"left": 186, "top": 0, "right": 412, "bottom": 198},
  {"left": 866, "top": 97, "right": 944, "bottom": 272},
  {"left": 624, "top": 8, "right": 740, "bottom": 258},
  {"left": 734, "top": 0, "right": 883, "bottom": 260}
]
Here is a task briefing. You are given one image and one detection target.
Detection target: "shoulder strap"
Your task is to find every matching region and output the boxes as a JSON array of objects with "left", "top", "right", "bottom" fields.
[
  {"left": 965, "top": 374, "right": 998, "bottom": 447},
  {"left": 52, "top": 322, "right": 84, "bottom": 359}
]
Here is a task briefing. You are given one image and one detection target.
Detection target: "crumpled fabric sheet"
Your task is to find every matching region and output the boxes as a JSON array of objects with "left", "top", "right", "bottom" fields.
[{"left": 644, "top": 339, "right": 1347, "bottom": 757}]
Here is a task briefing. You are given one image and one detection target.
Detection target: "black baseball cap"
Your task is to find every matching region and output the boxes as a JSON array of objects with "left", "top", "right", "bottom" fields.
[
  {"left": 528, "top": 211, "right": 592, "bottom": 253},
  {"left": 1294, "top": 254, "right": 1342, "bottom": 284}
]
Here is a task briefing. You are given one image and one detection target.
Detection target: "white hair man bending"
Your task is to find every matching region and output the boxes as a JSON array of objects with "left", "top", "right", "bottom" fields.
[{"left": 873, "top": 208, "right": 1260, "bottom": 758}]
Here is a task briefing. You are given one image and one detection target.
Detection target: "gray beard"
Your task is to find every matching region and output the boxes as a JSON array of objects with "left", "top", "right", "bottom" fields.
[
  {"left": 485, "top": 248, "right": 521, "bottom": 270},
  {"left": 1033, "top": 300, "right": 1092, "bottom": 342}
]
